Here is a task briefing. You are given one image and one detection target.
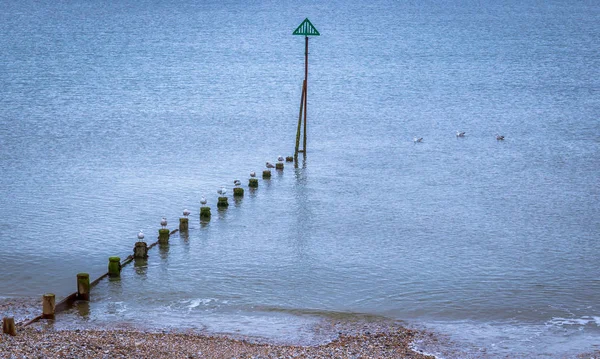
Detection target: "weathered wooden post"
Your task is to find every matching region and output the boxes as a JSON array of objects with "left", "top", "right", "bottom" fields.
[
  {"left": 233, "top": 187, "right": 244, "bottom": 197},
  {"left": 180, "top": 209, "right": 190, "bottom": 232},
  {"left": 200, "top": 206, "right": 211, "bottom": 220},
  {"left": 3, "top": 317, "right": 16, "bottom": 336},
  {"left": 286, "top": 156, "right": 294, "bottom": 162},
  {"left": 77, "top": 273, "right": 90, "bottom": 301},
  {"left": 263, "top": 170, "right": 272, "bottom": 179},
  {"left": 108, "top": 257, "right": 121, "bottom": 277},
  {"left": 134, "top": 241, "right": 148, "bottom": 259},
  {"left": 179, "top": 218, "right": 189, "bottom": 231},
  {"left": 158, "top": 229, "right": 170, "bottom": 244},
  {"left": 249, "top": 171, "right": 258, "bottom": 188},
  {"left": 293, "top": 18, "right": 320, "bottom": 158},
  {"left": 217, "top": 196, "right": 229, "bottom": 208},
  {"left": 42, "top": 293, "right": 56, "bottom": 319},
  {"left": 276, "top": 162, "right": 284, "bottom": 170}
]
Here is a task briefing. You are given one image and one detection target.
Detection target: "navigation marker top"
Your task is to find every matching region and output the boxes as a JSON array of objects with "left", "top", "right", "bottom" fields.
[{"left": 293, "top": 18, "right": 320, "bottom": 36}]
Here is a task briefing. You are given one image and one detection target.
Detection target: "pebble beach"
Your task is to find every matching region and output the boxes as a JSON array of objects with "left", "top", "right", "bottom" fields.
[{"left": 1, "top": 298, "right": 436, "bottom": 359}]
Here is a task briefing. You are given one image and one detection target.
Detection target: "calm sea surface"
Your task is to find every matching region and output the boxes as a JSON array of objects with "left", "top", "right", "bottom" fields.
[{"left": 1, "top": 0, "right": 599, "bottom": 357}]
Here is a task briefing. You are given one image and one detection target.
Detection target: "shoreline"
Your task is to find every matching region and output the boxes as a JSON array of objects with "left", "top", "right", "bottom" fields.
[{"left": 1, "top": 297, "right": 435, "bottom": 358}]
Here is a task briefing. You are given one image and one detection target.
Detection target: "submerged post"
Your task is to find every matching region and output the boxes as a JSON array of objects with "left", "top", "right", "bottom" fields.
[
  {"left": 158, "top": 229, "right": 170, "bottom": 244},
  {"left": 108, "top": 257, "right": 121, "bottom": 278},
  {"left": 42, "top": 293, "right": 55, "bottom": 319},
  {"left": 77, "top": 273, "right": 90, "bottom": 301},
  {"left": 200, "top": 206, "right": 211, "bottom": 220},
  {"left": 217, "top": 196, "right": 229, "bottom": 208},
  {"left": 292, "top": 18, "right": 320, "bottom": 157},
  {"left": 134, "top": 241, "right": 148, "bottom": 259}
]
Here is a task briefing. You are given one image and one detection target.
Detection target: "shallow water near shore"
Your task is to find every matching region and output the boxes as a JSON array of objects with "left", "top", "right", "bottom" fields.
[{"left": 1, "top": 0, "right": 599, "bottom": 357}]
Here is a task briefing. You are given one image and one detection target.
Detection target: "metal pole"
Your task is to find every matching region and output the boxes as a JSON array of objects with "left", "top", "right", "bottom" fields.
[{"left": 303, "top": 36, "right": 308, "bottom": 152}]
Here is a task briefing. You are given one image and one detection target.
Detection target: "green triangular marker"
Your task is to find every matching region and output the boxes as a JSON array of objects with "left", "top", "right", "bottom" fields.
[{"left": 293, "top": 18, "right": 320, "bottom": 36}]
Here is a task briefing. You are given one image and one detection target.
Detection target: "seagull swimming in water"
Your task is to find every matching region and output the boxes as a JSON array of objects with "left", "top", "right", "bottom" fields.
[
  {"left": 277, "top": 155, "right": 284, "bottom": 162},
  {"left": 456, "top": 131, "right": 466, "bottom": 138},
  {"left": 217, "top": 186, "right": 227, "bottom": 196},
  {"left": 496, "top": 134, "right": 505, "bottom": 141},
  {"left": 200, "top": 196, "right": 207, "bottom": 205},
  {"left": 250, "top": 171, "right": 256, "bottom": 178},
  {"left": 183, "top": 209, "right": 190, "bottom": 217},
  {"left": 266, "top": 162, "right": 275, "bottom": 168},
  {"left": 137, "top": 230, "right": 145, "bottom": 242},
  {"left": 233, "top": 179, "right": 241, "bottom": 187},
  {"left": 413, "top": 137, "right": 423, "bottom": 143},
  {"left": 160, "top": 217, "right": 167, "bottom": 229}
]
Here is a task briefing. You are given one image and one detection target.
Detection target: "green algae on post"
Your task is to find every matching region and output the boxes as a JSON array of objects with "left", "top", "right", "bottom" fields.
[
  {"left": 158, "top": 228, "right": 170, "bottom": 244},
  {"left": 248, "top": 178, "right": 259, "bottom": 188},
  {"left": 108, "top": 257, "right": 121, "bottom": 278},
  {"left": 263, "top": 170, "right": 271, "bottom": 179},
  {"left": 217, "top": 196, "right": 229, "bottom": 208},
  {"left": 179, "top": 217, "right": 189, "bottom": 232},
  {"left": 233, "top": 187, "right": 244, "bottom": 197},
  {"left": 77, "top": 273, "right": 90, "bottom": 301},
  {"left": 200, "top": 206, "right": 211, "bottom": 220}
]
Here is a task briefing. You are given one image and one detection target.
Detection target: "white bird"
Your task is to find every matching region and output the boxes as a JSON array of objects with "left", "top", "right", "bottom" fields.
[
  {"left": 183, "top": 209, "right": 190, "bottom": 217},
  {"left": 217, "top": 186, "right": 227, "bottom": 196},
  {"left": 233, "top": 179, "right": 241, "bottom": 187},
  {"left": 496, "top": 134, "right": 505, "bottom": 141},
  {"left": 266, "top": 162, "right": 275, "bottom": 168},
  {"left": 250, "top": 171, "right": 256, "bottom": 178},
  {"left": 277, "top": 155, "right": 284, "bottom": 162},
  {"left": 137, "top": 230, "right": 145, "bottom": 242},
  {"left": 160, "top": 217, "right": 167, "bottom": 228},
  {"left": 413, "top": 137, "right": 423, "bottom": 143},
  {"left": 456, "top": 131, "right": 466, "bottom": 137},
  {"left": 200, "top": 196, "right": 207, "bottom": 205}
]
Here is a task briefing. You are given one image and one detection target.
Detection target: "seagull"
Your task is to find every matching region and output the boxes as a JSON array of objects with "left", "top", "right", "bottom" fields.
[
  {"left": 183, "top": 209, "right": 190, "bottom": 217},
  {"left": 233, "top": 179, "right": 241, "bottom": 187},
  {"left": 266, "top": 162, "right": 275, "bottom": 168},
  {"left": 413, "top": 137, "right": 423, "bottom": 143},
  {"left": 277, "top": 155, "right": 284, "bottom": 162},
  {"left": 250, "top": 171, "right": 256, "bottom": 178},
  {"left": 200, "top": 196, "right": 207, "bottom": 205},
  {"left": 160, "top": 217, "right": 167, "bottom": 229},
  {"left": 456, "top": 131, "right": 466, "bottom": 138},
  {"left": 217, "top": 186, "right": 227, "bottom": 196},
  {"left": 496, "top": 134, "right": 505, "bottom": 141},
  {"left": 137, "top": 230, "right": 145, "bottom": 242}
]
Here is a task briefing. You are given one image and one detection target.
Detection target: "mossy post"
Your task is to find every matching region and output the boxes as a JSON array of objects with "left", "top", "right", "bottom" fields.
[
  {"left": 3, "top": 317, "right": 16, "bottom": 336},
  {"left": 233, "top": 187, "right": 244, "bottom": 197},
  {"left": 276, "top": 162, "right": 284, "bottom": 170},
  {"left": 179, "top": 217, "right": 189, "bottom": 232},
  {"left": 42, "top": 293, "right": 55, "bottom": 320},
  {"left": 248, "top": 178, "right": 259, "bottom": 188},
  {"left": 134, "top": 241, "right": 148, "bottom": 259},
  {"left": 200, "top": 206, "right": 211, "bottom": 221},
  {"left": 77, "top": 273, "right": 90, "bottom": 301},
  {"left": 286, "top": 156, "right": 294, "bottom": 162},
  {"left": 263, "top": 170, "right": 271, "bottom": 179},
  {"left": 108, "top": 256, "right": 121, "bottom": 278},
  {"left": 158, "top": 228, "right": 170, "bottom": 244},
  {"left": 217, "top": 196, "right": 229, "bottom": 208}
]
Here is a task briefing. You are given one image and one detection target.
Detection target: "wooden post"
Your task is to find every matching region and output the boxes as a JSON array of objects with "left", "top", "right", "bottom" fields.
[
  {"left": 233, "top": 187, "right": 244, "bottom": 197},
  {"left": 77, "top": 273, "right": 90, "bottom": 301},
  {"left": 158, "top": 228, "right": 170, "bottom": 244},
  {"left": 179, "top": 217, "right": 189, "bottom": 232},
  {"left": 108, "top": 257, "right": 121, "bottom": 277},
  {"left": 285, "top": 156, "right": 294, "bottom": 162},
  {"left": 263, "top": 170, "right": 272, "bottom": 179},
  {"left": 248, "top": 178, "right": 259, "bottom": 188},
  {"left": 276, "top": 162, "right": 284, "bottom": 170},
  {"left": 134, "top": 241, "right": 148, "bottom": 259},
  {"left": 42, "top": 293, "right": 55, "bottom": 320},
  {"left": 200, "top": 206, "right": 211, "bottom": 221},
  {"left": 3, "top": 317, "right": 16, "bottom": 336},
  {"left": 217, "top": 196, "right": 229, "bottom": 208}
]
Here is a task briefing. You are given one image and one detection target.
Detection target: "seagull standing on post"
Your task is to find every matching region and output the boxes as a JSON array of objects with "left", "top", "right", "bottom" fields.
[
  {"left": 137, "top": 230, "right": 145, "bottom": 242},
  {"left": 234, "top": 179, "right": 241, "bottom": 187},
  {"left": 183, "top": 209, "right": 190, "bottom": 217},
  {"left": 277, "top": 155, "right": 284, "bottom": 162},
  {"left": 200, "top": 196, "right": 207, "bottom": 205},
  {"left": 160, "top": 217, "right": 167, "bottom": 229},
  {"left": 266, "top": 162, "right": 275, "bottom": 169},
  {"left": 250, "top": 171, "right": 256, "bottom": 178}
]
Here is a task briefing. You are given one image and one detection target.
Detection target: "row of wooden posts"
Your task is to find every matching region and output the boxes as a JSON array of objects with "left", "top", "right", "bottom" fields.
[{"left": 1, "top": 156, "right": 296, "bottom": 337}]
